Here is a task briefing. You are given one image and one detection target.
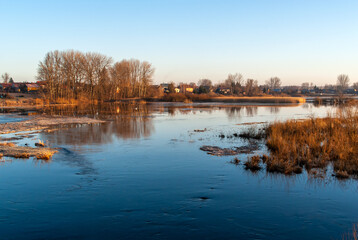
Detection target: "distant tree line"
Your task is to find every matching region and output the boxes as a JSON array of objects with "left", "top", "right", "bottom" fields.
[
  {"left": 201, "top": 73, "right": 278, "bottom": 96},
  {"left": 37, "top": 50, "right": 154, "bottom": 101}
]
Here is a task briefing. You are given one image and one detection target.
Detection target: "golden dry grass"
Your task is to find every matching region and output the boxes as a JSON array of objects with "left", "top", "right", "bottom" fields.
[
  {"left": 0, "top": 142, "right": 16, "bottom": 147},
  {"left": 0, "top": 144, "right": 57, "bottom": 159},
  {"left": 264, "top": 106, "right": 358, "bottom": 177},
  {"left": 36, "top": 150, "right": 55, "bottom": 160},
  {"left": 14, "top": 153, "right": 30, "bottom": 158}
]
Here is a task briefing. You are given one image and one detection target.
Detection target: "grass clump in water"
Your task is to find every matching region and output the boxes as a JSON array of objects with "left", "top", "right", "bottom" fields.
[
  {"left": 244, "top": 155, "right": 262, "bottom": 171},
  {"left": 36, "top": 150, "right": 55, "bottom": 160},
  {"left": 264, "top": 106, "right": 358, "bottom": 178},
  {"left": 0, "top": 142, "right": 16, "bottom": 147}
]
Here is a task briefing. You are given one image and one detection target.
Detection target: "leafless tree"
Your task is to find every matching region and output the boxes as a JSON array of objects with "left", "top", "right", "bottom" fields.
[
  {"left": 245, "top": 79, "right": 260, "bottom": 96},
  {"left": 37, "top": 50, "right": 153, "bottom": 101},
  {"left": 353, "top": 82, "right": 358, "bottom": 90},
  {"left": 265, "top": 77, "right": 282, "bottom": 89},
  {"left": 1, "top": 73, "right": 10, "bottom": 83},
  {"left": 224, "top": 73, "right": 243, "bottom": 94},
  {"left": 336, "top": 74, "right": 350, "bottom": 94},
  {"left": 198, "top": 79, "right": 212, "bottom": 87}
]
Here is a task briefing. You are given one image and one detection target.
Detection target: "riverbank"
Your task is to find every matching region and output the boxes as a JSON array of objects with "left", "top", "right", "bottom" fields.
[
  {"left": 154, "top": 94, "right": 306, "bottom": 104},
  {"left": 208, "top": 96, "right": 306, "bottom": 104}
]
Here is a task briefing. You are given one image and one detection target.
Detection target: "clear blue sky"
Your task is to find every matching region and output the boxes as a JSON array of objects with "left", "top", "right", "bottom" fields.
[{"left": 0, "top": 0, "right": 357, "bottom": 86}]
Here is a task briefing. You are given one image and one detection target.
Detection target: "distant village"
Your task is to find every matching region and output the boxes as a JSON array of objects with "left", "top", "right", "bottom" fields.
[
  {"left": 155, "top": 82, "right": 358, "bottom": 96},
  {"left": 0, "top": 80, "right": 45, "bottom": 94},
  {"left": 1, "top": 80, "right": 357, "bottom": 97}
]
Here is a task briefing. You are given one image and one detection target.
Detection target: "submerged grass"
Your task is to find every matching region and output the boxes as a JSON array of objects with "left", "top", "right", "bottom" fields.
[{"left": 253, "top": 105, "right": 358, "bottom": 178}]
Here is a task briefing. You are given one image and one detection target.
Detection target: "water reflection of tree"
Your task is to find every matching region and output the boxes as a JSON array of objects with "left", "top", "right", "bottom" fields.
[
  {"left": 269, "top": 107, "right": 280, "bottom": 114},
  {"left": 224, "top": 106, "right": 258, "bottom": 119},
  {"left": 245, "top": 106, "right": 258, "bottom": 117},
  {"left": 41, "top": 103, "right": 154, "bottom": 145}
]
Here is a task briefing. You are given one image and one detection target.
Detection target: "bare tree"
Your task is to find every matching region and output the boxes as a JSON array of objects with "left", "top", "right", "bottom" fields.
[
  {"left": 198, "top": 79, "right": 212, "bottom": 87},
  {"left": 265, "top": 77, "right": 282, "bottom": 89},
  {"left": 301, "top": 82, "right": 310, "bottom": 90},
  {"left": 336, "top": 74, "right": 350, "bottom": 94},
  {"left": 224, "top": 73, "right": 243, "bottom": 95},
  {"left": 1, "top": 73, "right": 10, "bottom": 83},
  {"left": 245, "top": 79, "right": 260, "bottom": 96},
  {"left": 353, "top": 82, "right": 358, "bottom": 91},
  {"left": 110, "top": 59, "right": 154, "bottom": 99}
]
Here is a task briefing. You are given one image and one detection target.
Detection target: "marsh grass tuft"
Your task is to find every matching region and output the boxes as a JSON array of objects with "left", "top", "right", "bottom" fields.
[
  {"left": 0, "top": 142, "right": 16, "bottom": 147},
  {"left": 244, "top": 155, "right": 262, "bottom": 171},
  {"left": 36, "top": 150, "right": 55, "bottom": 160},
  {"left": 230, "top": 157, "right": 240, "bottom": 165}
]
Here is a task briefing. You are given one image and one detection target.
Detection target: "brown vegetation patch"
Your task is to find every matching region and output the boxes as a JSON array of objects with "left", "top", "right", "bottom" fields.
[
  {"left": 244, "top": 155, "right": 262, "bottom": 171},
  {"left": 0, "top": 142, "right": 16, "bottom": 147},
  {"left": 0, "top": 144, "right": 57, "bottom": 159},
  {"left": 230, "top": 157, "right": 241, "bottom": 165},
  {"left": 257, "top": 107, "right": 358, "bottom": 178}
]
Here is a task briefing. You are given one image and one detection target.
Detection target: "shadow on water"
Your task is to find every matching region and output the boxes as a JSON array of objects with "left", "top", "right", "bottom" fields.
[{"left": 58, "top": 147, "right": 97, "bottom": 176}]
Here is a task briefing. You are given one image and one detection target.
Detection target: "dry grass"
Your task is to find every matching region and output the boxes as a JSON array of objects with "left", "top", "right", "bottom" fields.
[
  {"left": 14, "top": 153, "right": 30, "bottom": 158},
  {"left": 36, "top": 150, "right": 55, "bottom": 160},
  {"left": 0, "top": 142, "right": 16, "bottom": 147},
  {"left": 342, "top": 223, "right": 358, "bottom": 240},
  {"left": 230, "top": 157, "right": 241, "bottom": 165},
  {"left": 0, "top": 144, "right": 57, "bottom": 159},
  {"left": 244, "top": 155, "right": 262, "bottom": 171},
  {"left": 263, "top": 106, "right": 358, "bottom": 177}
]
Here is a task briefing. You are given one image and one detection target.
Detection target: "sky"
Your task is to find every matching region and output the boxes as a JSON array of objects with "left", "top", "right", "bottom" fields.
[{"left": 0, "top": 0, "right": 357, "bottom": 86}]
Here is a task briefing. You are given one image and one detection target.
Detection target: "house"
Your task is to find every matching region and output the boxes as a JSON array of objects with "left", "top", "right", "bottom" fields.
[
  {"left": 216, "top": 87, "right": 231, "bottom": 95},
  {"left": 25, "top": 83, "right": 40, "bottom": 92},
  {"left": 0, "top": 83, "right": 11, "bottom": 92},
  {"left": 10, "top": 83, "right": 21, "bottom": 93},
  {"left": 160, "top": 83, "right": 170, "bottom": 93},
  {"left": 179, "top": 84, "right": 194, "bottom": 94}
]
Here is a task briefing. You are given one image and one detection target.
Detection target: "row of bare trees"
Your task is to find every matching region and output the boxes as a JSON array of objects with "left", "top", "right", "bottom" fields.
[
  {"left": 214, "top": 73, "right": 281, "bottom": 96},
  {"left": 37, "top": 50, "right": 154, "bottom": 101}
]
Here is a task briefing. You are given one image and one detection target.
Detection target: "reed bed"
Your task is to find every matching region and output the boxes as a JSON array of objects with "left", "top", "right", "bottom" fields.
[{"left": 248, "top": 106, "right": 358, "bottom": 178}]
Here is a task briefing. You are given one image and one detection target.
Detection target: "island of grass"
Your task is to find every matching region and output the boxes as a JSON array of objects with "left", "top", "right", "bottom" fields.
[{"left": 242, "top": 105, "right": 358, "bottom": 179}]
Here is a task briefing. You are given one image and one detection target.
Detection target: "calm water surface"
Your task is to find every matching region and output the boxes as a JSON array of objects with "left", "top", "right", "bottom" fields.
[{"left": 0, "top": 102, "right": 357, "bottom": 239}]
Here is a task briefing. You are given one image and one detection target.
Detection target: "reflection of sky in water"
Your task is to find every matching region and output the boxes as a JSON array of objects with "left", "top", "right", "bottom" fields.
[
  {"left": 0, "top": 114, "right": 27, "bottom": 123},
  {"left": 0, "top": 103, "right": 357, "bottom": 240}
]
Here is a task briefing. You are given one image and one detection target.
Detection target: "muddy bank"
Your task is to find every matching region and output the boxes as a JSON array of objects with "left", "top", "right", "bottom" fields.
[
  {"left": 0, "top": 115, "right": 105, "bottom": 134},
  {"left": 200, "top": 144, "right": 258, "bottom": 156}
]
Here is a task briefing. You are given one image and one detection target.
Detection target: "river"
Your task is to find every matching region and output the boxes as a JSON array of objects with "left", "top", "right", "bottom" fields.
[{"left": 0, "top": 102, "right": 357, "bottom": 239}]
